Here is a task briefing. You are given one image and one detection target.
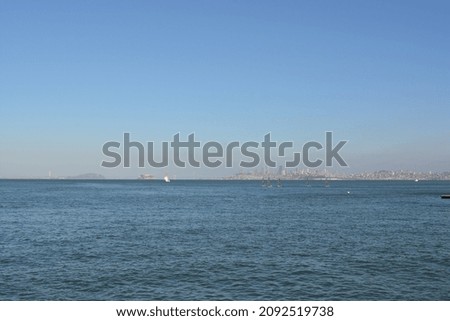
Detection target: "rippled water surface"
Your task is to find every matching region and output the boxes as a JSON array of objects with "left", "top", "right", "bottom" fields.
[{"left": 0, "top": 180, "right": 449, "bottom": 300}]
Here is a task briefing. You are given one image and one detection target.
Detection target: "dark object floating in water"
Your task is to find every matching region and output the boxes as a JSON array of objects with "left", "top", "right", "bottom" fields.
[{"left": 441, "top": 195, "right": 450, "bottom": 199}]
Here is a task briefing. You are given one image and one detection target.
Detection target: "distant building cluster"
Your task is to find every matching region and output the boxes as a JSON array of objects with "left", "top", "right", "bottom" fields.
[
  {"left": 227, "top": 168, "right": 450, "bottom": 180},
  {"left": 346, "top": 170, "right": 450, "bottom": 180}
]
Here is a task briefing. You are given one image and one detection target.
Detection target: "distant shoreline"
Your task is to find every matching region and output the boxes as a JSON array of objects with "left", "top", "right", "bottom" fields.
[{"left": 1, "top": 178, "right": 450, "bottom": 181}]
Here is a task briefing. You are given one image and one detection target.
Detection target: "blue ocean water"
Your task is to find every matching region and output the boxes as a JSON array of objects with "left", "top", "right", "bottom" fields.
[{"left": 0, "top": 179, "right": 449, "bottom": 300}]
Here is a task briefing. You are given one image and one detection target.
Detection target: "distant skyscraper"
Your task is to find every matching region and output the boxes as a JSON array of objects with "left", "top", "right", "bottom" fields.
[{"left": 277, "top": 165, "right": 283, "bottom": 176}]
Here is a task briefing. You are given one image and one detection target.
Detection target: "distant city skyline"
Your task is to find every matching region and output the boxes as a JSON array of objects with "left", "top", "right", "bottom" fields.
[{"left": 1, "top": 1, "right": 449, "bottom": 178}]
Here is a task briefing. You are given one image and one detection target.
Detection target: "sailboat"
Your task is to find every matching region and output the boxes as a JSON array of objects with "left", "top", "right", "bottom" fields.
[{"left": 163, "top": 175, "right": 170, "bottom": 183}]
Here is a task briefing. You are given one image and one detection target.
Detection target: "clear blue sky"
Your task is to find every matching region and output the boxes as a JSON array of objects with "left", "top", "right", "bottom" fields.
[{"left": 1, "top": 0, "right": 449, "bottom": 178}]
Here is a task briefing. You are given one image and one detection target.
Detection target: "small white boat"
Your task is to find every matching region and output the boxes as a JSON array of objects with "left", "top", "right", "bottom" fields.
[{"left": 163, "top": 175, "right": 170, "bottom": 183}]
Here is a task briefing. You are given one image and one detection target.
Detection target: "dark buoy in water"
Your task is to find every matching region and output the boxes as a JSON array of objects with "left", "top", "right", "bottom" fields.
[{"left": 441, "top": 195, "right": 450, "bottom": 199}]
